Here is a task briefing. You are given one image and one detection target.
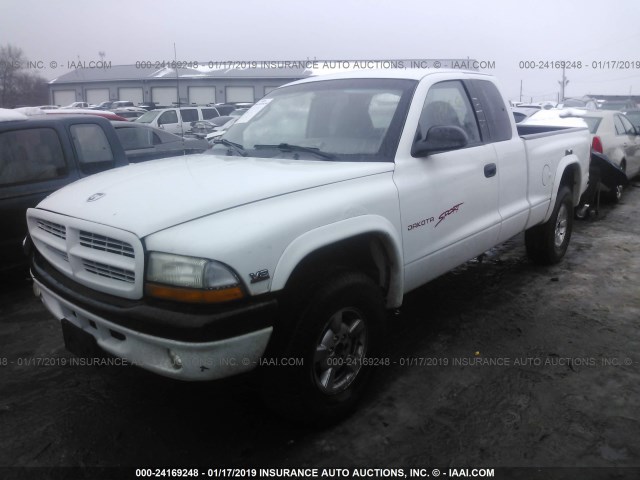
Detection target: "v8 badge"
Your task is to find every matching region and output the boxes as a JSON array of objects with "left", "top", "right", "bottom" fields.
[{"left": 249, "top": 269, "right": 270, "bottom": 284}]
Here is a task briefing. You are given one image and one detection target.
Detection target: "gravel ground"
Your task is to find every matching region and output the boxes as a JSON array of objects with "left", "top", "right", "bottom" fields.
[{"left": 1, "top": 182, "right": 639, "bottom": 480}]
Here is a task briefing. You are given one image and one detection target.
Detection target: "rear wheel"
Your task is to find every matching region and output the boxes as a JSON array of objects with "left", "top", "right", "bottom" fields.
[
  {"left": 262, "top": 271, "right": 385, "bottom": 425},
  {"left": 525, "top": 186, "right": 573, "bottom": 265},
  {"left": 608, "top": 184, "right": 623, "bottom": 203},
  {"left": 606, "top": 160, "right": 626, "bottom": 203}
]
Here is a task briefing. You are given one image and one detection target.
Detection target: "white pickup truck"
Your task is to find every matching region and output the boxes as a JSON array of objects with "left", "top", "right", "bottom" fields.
[{"left": 26, "top": 70, "right": 590, "bottom": 422}]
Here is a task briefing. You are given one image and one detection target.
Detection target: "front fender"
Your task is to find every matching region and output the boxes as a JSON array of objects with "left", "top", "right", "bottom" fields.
[{"left": 271, "top": 215, "right": 404, "bottom": 308}]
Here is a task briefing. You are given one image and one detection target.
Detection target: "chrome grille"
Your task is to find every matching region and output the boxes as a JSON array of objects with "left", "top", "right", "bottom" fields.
[
  {"left": 79, "top": 231, "right": 135, "bottom": 258},
  {"left": 82, "top": 260, "right": 135, "bottom": 284},
  {"left": 28, "top": 210, "right": 143, "bottom": 299},
  {"left": 37, "top": 220, "right": 66, "bottom": 240}
]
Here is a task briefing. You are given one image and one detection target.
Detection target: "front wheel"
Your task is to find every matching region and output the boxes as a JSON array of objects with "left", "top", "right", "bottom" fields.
[
  {"left": 262, "top": 271, "right": 386, "bottom": 425},
  {"left": 525, "top": 185, "right": 574, "bottom": 265}
]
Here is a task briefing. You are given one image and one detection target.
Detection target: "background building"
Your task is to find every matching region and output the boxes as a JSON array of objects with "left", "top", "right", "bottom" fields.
[
  {"left": 48, "top": 59, "right": 481, "bottom": 107},
  {"left": 48, "top": 64, "right": 312, "bottom": 106}
]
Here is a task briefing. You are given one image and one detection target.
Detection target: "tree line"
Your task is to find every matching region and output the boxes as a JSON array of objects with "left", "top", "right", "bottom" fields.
[{"left": 0, "top": 44, "right": 49, "bottom": 108}]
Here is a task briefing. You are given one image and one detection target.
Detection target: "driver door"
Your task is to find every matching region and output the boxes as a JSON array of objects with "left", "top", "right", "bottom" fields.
[{"left": 394, "top": 79, "right": 502, "bottom": 292}]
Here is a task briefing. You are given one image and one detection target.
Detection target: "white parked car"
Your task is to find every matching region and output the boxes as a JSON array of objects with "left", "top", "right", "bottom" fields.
[
  {"left": 524, "top": 109, "right": 640, "bottom": 180},
  {"left": 135, "top": 106, "right": 224, "bottom": 135},
  {"left": 110, "top": 100, "right": 136, "bottom": 110},
  {"left": 62, "top": 102, "right": 92, "bottom": 109}
]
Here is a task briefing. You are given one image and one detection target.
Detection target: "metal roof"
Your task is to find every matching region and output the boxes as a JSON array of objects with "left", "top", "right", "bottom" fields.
[
  {"left": 50, "top": 64, "right": 313, "bottom": 84},
  {"left": 49, "top": 59, "right": 481, "bottom": 84}
]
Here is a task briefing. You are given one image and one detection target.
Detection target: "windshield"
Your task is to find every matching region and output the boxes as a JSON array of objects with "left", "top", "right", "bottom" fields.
[
  {"left": 136, "top": 110, "right": 161, "bottom": 123},
  {"left": 600, "top": 102, "right": 630, "bottom": 111},
  {"left": 581, "top": 116, "right": 602, "bottom": 134},
  {"left": 217, "top": 78, "right": 417, "bottom": 162}
]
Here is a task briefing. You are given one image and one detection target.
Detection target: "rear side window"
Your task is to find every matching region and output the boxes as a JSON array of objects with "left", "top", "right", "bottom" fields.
[
  {"left": 70, "top": 124, "right": 115, "bottom": 174},
  {"left": 0, "top": 127, "right": 67, "bottom": 186},
  {"left": 180, "top": 109, "right": 199, "bottom": 122},
  {"left": 202, "top": 108, "right": 220, "bottom": 120},
  {"left": 468, "top": 80, "right": 513, "bottom": 142}
]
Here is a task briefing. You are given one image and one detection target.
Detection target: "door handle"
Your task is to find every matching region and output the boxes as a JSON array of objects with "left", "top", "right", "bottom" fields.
[{"left": 484, "top": 163, "right": 497, "bottom": 178}]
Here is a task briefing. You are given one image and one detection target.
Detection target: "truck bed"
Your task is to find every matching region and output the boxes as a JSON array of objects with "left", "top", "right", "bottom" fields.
[{"left": 517, "top": 124, "right": 588, "bottom": 139}]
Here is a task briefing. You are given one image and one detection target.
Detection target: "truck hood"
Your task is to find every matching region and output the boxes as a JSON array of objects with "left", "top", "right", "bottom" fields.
[{"left": 37, "top": 155, "right": 394, "bottom": 238}]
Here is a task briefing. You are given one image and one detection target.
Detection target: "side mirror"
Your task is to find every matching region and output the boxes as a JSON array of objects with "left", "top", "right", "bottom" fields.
[{"left": 411, "top": 125, "right": 469, "bottom": 157}]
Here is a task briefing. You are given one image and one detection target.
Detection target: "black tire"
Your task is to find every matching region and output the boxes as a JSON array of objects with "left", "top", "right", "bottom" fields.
[
  {"left": 606, "top": 160, "right": 626, "bottom": 203},
  {"left": 606, "top": 184, "right": 623, "bottom": 204},
  {"left": 525, "top": 185, "right": 573, "bottom": 265},
  {"left": 262, "top": 271, "right": 385, "bottom": 425}
]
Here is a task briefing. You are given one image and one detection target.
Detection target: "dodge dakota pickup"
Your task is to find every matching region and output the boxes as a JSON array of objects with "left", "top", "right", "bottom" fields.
[{"left": 26, "top": 70, "right": 591, "bottom": 422}]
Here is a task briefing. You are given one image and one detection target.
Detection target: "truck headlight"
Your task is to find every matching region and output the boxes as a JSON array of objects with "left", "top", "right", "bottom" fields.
[{"left": 145, "top": 252, "right": 244, "bottom": 303}]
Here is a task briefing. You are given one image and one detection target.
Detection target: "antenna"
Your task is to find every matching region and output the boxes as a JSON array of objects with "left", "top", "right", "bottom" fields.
[{"left": 174, "top": 43, "right": 187, "bottom": 155}]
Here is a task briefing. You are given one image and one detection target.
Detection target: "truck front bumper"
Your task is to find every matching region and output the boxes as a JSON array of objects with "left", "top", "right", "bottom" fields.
[{"left": 30, "top": 250, "right": 277, "bottom": 381}]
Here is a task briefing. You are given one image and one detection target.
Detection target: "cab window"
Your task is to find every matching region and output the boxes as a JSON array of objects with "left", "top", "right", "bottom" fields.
[
  {"left": 70, "top": 124, "right": 115, "bottom": 175},
  {"left": 416, "top": 80, "right": 481, "bottom": 146},
  {"left": 468, "top": 80, "right": 512, "bottom": 142},
  {"left": 158, "top": 110, "right": 178, "bottom": 125},
  {"left": 0, "top": 128, "right": 67, "bottom": 186}
]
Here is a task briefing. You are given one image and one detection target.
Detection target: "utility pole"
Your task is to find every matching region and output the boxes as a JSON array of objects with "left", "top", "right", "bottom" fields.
[
  {"left": 558, "top": 66, "right": 569, "bottom": 101},
  {"left": 519, "top": 80, "right": 523, "bottom": 103}
]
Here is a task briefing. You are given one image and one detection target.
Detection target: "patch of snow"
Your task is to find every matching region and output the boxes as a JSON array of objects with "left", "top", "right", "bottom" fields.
[
  {"left": 152, "top": 67, "right": 175, "bottom": 78},
  {"left": 14, "top": 107, "right": 46, "bottom": 116},
  {"left": 0, "top": 108, "right": 29, "bottom": 121},
  {"left": 521, "top": 108, "right": 589, "bottom": 128}
]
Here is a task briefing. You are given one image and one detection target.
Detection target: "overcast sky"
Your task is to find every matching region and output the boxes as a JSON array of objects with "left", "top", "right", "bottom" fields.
[{"left": 2, "top": 0, "right": 640, "bottom": 101}]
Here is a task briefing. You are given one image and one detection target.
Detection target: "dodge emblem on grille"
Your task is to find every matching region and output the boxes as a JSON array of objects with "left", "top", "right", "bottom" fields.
[{"left": 87, "top": 193, "right": 106, "bottom": 202}]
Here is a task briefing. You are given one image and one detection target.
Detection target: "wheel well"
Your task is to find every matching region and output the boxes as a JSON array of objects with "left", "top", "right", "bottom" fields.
[
  {"left": 559, "top": 163, "right": 580, "bottom": 204},
  {"left": 560, "top": 164, "right": 578, "bottom": 191},
  {"left": 283, "top": 234, "right": 391, "bottom": 300}
]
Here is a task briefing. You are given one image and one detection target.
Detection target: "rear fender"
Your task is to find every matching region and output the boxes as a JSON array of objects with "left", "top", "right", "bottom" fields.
[{"left": 545, "top": 157, "right": 584, "bottom": 222}]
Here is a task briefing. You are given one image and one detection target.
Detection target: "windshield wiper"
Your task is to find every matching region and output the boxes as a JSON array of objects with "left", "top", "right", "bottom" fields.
[
  {"left": 213, "top": 139, "right": 247, "bottom": 157},
  {"left": 254, "top": 143, "right": 335, "bottom": 160}
]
